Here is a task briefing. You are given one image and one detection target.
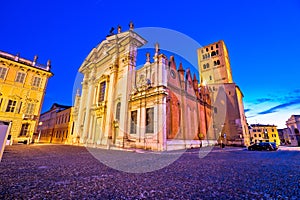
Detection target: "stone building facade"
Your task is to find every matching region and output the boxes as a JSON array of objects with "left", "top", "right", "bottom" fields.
[
  {"left": 249, "top": 124, "right": 280, "bottom": 146},
  {"left": 285, "top": 115, "right": 300, "bottom": 146},
  {"left": 37, "top": 103, "right": 74, "bottom": 144},
  {"left": 197, "top": 41, "right": 249, "bottom": 146},
  {"left": 0, "top": 51, "right": 53, "bottom": 144},
  {"left": 73, "top": 26, "right": 213, "bottom": 151}
]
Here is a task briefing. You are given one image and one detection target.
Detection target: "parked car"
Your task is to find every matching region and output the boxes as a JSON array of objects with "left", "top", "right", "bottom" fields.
[{"left": 248, "top": 142, "right": 278, "bottom": 151}]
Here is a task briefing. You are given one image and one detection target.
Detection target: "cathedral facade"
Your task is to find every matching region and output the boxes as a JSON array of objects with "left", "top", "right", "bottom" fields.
[{"left": 73, "top": 26, "right": 214, "bottom": 151}]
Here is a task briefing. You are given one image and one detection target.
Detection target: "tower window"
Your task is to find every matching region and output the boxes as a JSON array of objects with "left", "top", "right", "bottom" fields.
[{"left": 214, "top": 107, "right": 217, "bottom": 113}]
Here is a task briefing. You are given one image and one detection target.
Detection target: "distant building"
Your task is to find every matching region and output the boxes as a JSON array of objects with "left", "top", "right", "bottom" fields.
[
  {"left": 285, "top": 115, "right": 300, "bottom": 146},
  {"left": 0, "top": 51, "right": 53, "bottom": 144},
  {"left": 249, "top": 124, "right": 280, "bottom": 146},
  {"left": 277, "top": 128, "right": 292, "bottom": 145},
  {"left": 73, "top": 24, "right": 213, "bottom": 151},
  {"left": 37, "top": 103, "right": 74, "bottom": 144},
  {"left": 197, "top": 41, "right": 249, "bottom": 146}
]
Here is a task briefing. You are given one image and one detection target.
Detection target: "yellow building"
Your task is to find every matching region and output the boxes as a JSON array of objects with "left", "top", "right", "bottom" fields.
[
  {"left": 197, "top": 41, "right": 249, "bottom": 146},
  {"left": 0, "top": 50, "right": 53, "bottom": 144},
  {"left": 37, "top": 103, "right": 74, "bottom": 144},
  {"left": 249, "top": 124, "right": 280, "bottom": 146}
]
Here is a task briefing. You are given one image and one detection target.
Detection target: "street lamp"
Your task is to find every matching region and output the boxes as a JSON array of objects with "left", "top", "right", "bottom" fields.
[{"left": 38, "top": 122, "right": 43, "bottom": 143}]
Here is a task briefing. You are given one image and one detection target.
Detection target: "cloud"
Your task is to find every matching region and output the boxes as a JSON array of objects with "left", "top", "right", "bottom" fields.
[
  {"left": 257, "top": 99, "right": 300, "bottom": 115},
  {"left": 255, "top": 98, "right": 272, "bottom": 103},
  {"left": 244, "top": 108, "right": 251, "bottom": 113}
]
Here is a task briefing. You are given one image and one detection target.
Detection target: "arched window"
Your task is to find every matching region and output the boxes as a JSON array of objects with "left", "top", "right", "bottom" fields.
[
  {"left": 206, "top": 63, "right": 209, "bottom": 68},
  {"left": 206, "top": 48, "right": 209, "bottom": 52},
  {"left": 214, "top": 61, "right": 217, "bottom": 66},
  {"left": 211, "top": 51, "right": 216, "bottom": 57},
  {"left": 203, "top": 64, "right": 206, "bottom": 69},
  {"left": 217, "top": 60, "right": 221, "bottom": 65},
  {"left": 216, "top": 50, "right": 219, "bottom": 55},
  {"left": 116, "top": 102, "right": 121, "bottom": 121}
]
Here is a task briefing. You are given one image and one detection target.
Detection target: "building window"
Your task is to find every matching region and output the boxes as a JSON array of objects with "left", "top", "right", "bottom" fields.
[
  {"left": 272, "top": 129, "right": 274, "bottom": 132},
  {"left": 6, "top": 100, "right": 17, "bottom": 112},
  {"left": 116, "top": 102, "right": 121, "bottom": 121},
  {"left": 19, "top": 123, "right": 29, "bottom": 136},
  {"left": 254, "top": 134, "right": 257, "bottom": 137},
  {"left": 25, "top": 103, "right": 35, "bottom": 114},
  {"left": 211, "top": 46, "right": 213, "bottom": 50},
  {"left": 259, "top": 134, "right": 261, "bottom": 137},
  {"left": 98, "top": 82, "right": 106, "bottom": 102},
  {"left": 209, "top": 75, "right": 212, "bottom": 81},
  {"left": 211, "top": 51, "right": 216, "bottom": 57},
  {"left": 0, "top": 67, "right": 8, "bottom": 79},
  {"left": 32, "top": 77, "right": 42, "bottom": 87},
  {"left": 146, "top": 107, "right": 154, "bottom": 133},
  {"left": 216, "top": 44, "right": 219, "bottom": 48},
  {"left": 206, "top": 48, "right": 209, "bottom": 52},
  {"left": 217, "top": 60, "right": 220, "bottom": 65},
  {"left": 15, "top": 72, "right": 26, "bottom": 83},
  {"left": 216, "top": 50, "right": 219, "bottom": 55},
  {"left": 214, "top": 107, "right": 217, "bottom": 114},
  {"left": 0, "top": 98, "right": 2, "bottom": 109},
  {"left": 130, "top": 110, "right": 137, "bottom": 134}
]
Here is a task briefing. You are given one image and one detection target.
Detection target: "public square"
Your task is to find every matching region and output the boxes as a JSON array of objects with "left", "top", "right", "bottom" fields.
[{"left": 1, "top": 144, "right": 300, "bottom": 199}]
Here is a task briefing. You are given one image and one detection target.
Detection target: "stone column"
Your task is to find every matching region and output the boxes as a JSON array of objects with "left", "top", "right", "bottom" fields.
[{"left": 82, "top": 72, "right": 95, "bottom": 143}]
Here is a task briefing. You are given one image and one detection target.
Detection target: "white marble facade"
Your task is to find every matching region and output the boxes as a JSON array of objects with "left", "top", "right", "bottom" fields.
[{"left": 73, "top": 27, "right": 212, "bottom": 151}]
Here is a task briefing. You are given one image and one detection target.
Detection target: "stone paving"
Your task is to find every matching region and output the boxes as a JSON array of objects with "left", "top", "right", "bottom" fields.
[{"left": 1, "top": 144, "right": 300, "bottom": 199}]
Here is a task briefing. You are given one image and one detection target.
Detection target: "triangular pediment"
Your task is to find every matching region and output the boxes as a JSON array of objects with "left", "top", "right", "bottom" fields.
[{"left": 79, "top": 30, "right": 147, "bottom": 72}]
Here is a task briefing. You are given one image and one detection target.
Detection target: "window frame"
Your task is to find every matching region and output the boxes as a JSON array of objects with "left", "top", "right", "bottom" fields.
[
  {"left": 0, "top": 67, "right": 8, "bottom": 80},
  {"left": 15, "top": 71, "right": 26, "bottom": 83},
  {"left": 32, "top": 76, "right": 42, "bottom": 87}
]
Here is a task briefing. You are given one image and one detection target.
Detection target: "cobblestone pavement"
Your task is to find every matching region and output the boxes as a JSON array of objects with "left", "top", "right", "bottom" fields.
[{"left": 1, "top": 144, "right": 300, "bottom": 199}]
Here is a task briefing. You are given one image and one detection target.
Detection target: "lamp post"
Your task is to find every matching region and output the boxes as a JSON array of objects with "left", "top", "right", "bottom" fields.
[{"left": 38, "top": 122, "right": 43, "bottom": 143}]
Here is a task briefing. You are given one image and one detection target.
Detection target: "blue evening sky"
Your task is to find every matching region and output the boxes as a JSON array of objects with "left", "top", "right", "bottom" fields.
[{"left": 1, "top": 0, "right": 299, "bottom": 128}]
